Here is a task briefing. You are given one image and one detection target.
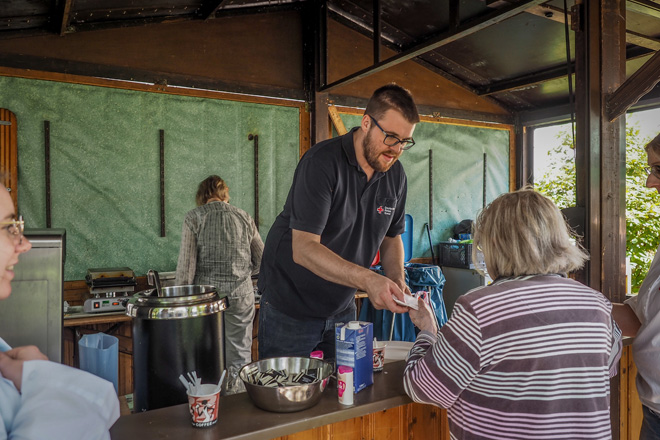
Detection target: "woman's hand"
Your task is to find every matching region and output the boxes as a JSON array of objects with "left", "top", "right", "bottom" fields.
[
  {"left": 0, "top": 345, "right": 48, "bottom": 392},
  {"left": 408, "top": 298, "right": 438, "bottom": 334}
]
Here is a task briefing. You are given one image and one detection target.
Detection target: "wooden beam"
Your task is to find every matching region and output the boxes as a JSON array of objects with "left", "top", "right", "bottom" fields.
[
  {"left": 627, "top": 0, "right": 660, "bottom": 19},
  {"left": 625, "top": 30, "right": 660, "bottom": 51},
  {"left": 198, "top": 0, "right": 228, "bottom": 21},
  {"left": 606, "top": 50, "right": 660, "bottom": 121},
  {"left": 479, "top": 46, "right": 654, "bottom": 96},
  {"left": 373, "top": 0, "right": 381, "bottom": 64},
  {"left": 58, "top": 0, "right": 75, "bottom": 36},
  {"left": 319, "top": 0, "right": 548, "bottom": 92},
  {"left": 0, "top": 54, "right": 306, "bottom": 101},
  {"left": 328, "top": 105, "right": 347, "bottom": 135},
  {"left": 449, "top": 0, "right": 460, "bottom": 31},
  {"left": 514, "top": 120, "right": 533, "bottom": 189},
  {"left": 526, "top": 3, "right": 660, "bottom": 50},
  {"left": 314, "top": 92, "right": 330, "bottom": 143},
  {"left": 327, "top": 7, "right": 502, "bottom": 101},
  {"left": 477, "top": 64, "right": 571, "bottom": 96}
]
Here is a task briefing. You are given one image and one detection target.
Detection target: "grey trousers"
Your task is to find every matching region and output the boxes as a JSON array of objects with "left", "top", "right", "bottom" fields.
[{"left": 222, "top": 292, "right": 255, "bottom": 395}]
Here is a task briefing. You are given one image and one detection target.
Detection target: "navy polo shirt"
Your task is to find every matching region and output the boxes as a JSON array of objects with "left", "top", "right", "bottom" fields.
[{"left": 258, "top": 128, "right": 408, "bottom": 320}]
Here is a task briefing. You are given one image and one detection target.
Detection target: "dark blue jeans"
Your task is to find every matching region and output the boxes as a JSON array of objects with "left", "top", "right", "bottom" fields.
[
  {"left": 257, "top": 298, "right": 356, "bottom": 363},
  {"left": 641, "top": 405, "right": 660, "bottom": 440}
]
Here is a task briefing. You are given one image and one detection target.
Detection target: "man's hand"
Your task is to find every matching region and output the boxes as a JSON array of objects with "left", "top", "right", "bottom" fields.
[
  {"left": 0, "top": 345, "right": 48, "bottom": 392},
  {"left": 408, "top": 298, "right": 438, "bottom": 334},
  {"left": 364, "top": 271, "right": 410, "bottom": 314}
]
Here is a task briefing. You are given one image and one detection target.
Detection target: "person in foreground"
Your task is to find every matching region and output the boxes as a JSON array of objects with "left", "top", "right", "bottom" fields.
[
  {"left": 612, "top": 132, "right": 660, "bottom": 440},
  {"left": 176, "top": 175, "right": 264, "bottom": 394},
  {"left": 0, "top": 184, "right": 119, "bottom": 439},
  {"left": 258, "top": 84, "right": 419, "bottom": 360},
  {"left": 403, "top": 188, "right": 622, "bottom": 440}
]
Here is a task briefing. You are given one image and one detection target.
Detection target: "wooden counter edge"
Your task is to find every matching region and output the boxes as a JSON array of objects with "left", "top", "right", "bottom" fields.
[{"left": 110, "top": 360, "right": 415, "bottom": 440}]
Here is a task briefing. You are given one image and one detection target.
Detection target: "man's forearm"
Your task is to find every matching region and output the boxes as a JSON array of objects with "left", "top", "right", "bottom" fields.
[
  {"left": 292, "top": 233, "right": 376, "bottom": 291},
  {"left": 612, "top": 303, "right": 641, "bottom": 337},
  {"left": 379, "top": 235, "right": 406, "bottom": 288}
]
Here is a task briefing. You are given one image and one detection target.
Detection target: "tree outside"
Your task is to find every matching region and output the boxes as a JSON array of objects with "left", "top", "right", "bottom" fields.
[{"left": 535, "top": 123, "right": 660, "bottom": 293}]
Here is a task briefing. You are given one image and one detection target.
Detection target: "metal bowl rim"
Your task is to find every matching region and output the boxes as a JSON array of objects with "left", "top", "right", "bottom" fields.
[{"left": 239, "top": 357, "right": 334, "bottom": 388}]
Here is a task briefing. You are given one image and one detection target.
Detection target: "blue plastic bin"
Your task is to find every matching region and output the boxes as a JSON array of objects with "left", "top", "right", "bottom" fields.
[{"left": 78, "top": 332, "right": 119, "bottom": 392}]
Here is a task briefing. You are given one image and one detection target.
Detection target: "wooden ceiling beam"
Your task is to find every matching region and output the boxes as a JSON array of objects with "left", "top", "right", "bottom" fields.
[
  {"left": 327, "top": 3, "right": 519, "bottom": 112},
  {"left": 480, "top": 45, "right": 655, "bottom": 97},
  {"left": 606, "top": 49, "right": 660, "bottom": 121},
  {"left": 626, "top": 30, "right": 660, "bottom": 51},
  {"left": 319, "top": 0, "right": 548, "bottom": 92},
  {"left": 58, "top": 0, "right": 74, "bottom": 36},
  {"left": 198, "top": 0, "right": 228, "bottom": 21},
  {"left": 627, "top": 0, "right": 660, "bottom": 19},
  {"left": 526, "top": 3, "right": 660, "bottom": 50}
]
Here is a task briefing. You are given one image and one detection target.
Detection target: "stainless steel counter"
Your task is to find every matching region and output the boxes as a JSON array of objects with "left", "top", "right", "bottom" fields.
[{"left": 110, "top": 360, "right": 412, "bottom": 440}]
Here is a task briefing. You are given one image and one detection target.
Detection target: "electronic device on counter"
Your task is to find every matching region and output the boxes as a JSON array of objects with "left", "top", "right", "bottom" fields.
[
  {"left": 83, "top": 267, "right": 136, "bottom": 313},
  {"left": 83, "top": 297, "right": 127, "bottom": 313}
]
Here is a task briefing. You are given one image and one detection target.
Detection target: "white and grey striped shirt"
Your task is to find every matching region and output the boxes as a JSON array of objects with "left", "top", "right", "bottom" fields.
[{"left": 403, "top": 274, "right": 622, "bottom": 440}]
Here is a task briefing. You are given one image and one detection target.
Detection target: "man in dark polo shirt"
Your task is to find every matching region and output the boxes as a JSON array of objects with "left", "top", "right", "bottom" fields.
[{"left": 258, "top": 84, "right": 419, "bottom": 359}]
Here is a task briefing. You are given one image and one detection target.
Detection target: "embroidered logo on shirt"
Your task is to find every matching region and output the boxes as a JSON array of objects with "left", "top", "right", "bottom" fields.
[{"left": 377, "top": 205, "right": 394, "bottom": 215}]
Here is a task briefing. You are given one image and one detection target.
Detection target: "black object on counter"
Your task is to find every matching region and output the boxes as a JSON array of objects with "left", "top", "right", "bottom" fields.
[{"left": 126, "top": 285, "right": 229, "bottom": 412}]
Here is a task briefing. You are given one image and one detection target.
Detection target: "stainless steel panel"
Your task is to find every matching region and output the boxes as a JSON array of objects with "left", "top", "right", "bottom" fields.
[
  {"left": 0, "top": 229, "right": 65, "bottom": 362},
  {"left": 441, "top": 266, "right": 486, "bottom": 318}
]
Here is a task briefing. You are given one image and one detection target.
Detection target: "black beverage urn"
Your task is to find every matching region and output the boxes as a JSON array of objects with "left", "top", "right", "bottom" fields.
[{"left": 126, "top": 284, "right": 229, "bottom": 412}]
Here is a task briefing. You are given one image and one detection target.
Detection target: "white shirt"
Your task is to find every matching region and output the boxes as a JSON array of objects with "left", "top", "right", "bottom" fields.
[
  {"left": 0, "top": 337, "right": 119, "bottom": 440},
  {"left": 626, "top": 245, "right": 660, "bottom": 412}
]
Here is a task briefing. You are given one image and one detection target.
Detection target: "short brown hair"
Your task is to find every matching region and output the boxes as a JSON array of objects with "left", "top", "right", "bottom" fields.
[
  {"left": 472, "top": 188, "right": 588, "bottom": 279},
  {"left": 196, "top": 175, "right": 229, "bottom": 206},
  {"left": 365, "top": 84, "right": 420, "bottom": 125},
  {"left": 645, "top": 132, "right": 660, "bottom": 155}
]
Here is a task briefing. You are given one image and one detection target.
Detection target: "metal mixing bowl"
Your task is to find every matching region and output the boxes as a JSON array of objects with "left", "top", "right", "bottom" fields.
[{"left": 239, "top": 357, "right": 333, "bottom": 413}]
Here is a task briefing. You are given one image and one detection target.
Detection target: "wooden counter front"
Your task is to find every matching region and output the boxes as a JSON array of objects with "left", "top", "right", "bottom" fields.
[{"left": 109, "top": 360, "right": 450, "bottom": 440}]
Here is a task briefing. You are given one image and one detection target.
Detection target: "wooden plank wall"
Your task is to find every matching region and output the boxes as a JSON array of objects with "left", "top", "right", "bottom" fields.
[
  {"left": 0, "top": 108, "right": 17, "bottom": 210},
  {"left": 275, "top": 403, "right": 450, "bottom": 440},
  {"left": 620, "top": 344, "right": 643, "bottom": 440}
]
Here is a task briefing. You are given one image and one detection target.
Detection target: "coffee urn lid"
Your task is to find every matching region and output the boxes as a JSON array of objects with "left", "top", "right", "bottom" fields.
[{"left": 125, "top": 284, "right": 229, "bottom": 320}]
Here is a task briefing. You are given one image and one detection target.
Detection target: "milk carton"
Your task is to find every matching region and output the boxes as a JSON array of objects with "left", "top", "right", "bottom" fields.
[{"left": 335, "top": 321, "right": 373, "bottom": 393}]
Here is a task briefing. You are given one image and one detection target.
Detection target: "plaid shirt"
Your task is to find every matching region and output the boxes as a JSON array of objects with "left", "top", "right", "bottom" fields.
[{"left": 175, "top": 201, "right": 263, "bottom": 298}]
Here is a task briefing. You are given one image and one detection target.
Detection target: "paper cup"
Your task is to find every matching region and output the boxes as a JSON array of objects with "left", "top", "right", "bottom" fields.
[
  {"left": 373, "top": 341, "right": 386, "bottom": 372},
  {"left": 187, "top": 384, "right": 220, "bottom": 428}
]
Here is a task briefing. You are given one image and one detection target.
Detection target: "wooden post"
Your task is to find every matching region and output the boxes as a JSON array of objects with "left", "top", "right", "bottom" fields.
[{"left": 574, "top": 0, "right": 626, "bottom": 437}]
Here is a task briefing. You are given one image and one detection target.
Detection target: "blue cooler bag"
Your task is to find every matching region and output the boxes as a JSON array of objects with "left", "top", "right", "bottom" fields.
[
  {"left": 359, "top": 264, "right": 447, "bottom": 341},
  {"left": 405, "top": 263, "right": 448, "bottom": 328}
]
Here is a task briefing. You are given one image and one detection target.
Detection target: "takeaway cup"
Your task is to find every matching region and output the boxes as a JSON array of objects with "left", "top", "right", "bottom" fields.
[
  {"left": 373, "top": 340, "right": 386, "bottom": 372},
  {"left": 187, "top": 384, "right": 221, "bottom": 428}
]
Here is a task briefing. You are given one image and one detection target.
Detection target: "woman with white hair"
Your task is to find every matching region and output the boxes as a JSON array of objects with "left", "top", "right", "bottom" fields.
[{"left": 403, "top": 188, "right": 622, "bottom": 440}]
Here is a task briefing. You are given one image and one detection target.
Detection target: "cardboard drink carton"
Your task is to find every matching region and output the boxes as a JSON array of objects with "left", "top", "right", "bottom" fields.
[{"left": 335, "top": 321, "right": 373, "bottom": 393}]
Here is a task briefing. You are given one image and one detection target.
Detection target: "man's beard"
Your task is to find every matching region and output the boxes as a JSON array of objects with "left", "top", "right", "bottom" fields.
[{"left": 363, "top": 129, "right": 400, "bottom": 173}]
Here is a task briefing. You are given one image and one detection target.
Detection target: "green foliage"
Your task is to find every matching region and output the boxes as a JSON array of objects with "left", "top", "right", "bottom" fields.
[{"left": 536, "top": 124, "right": 660, "bottom": 293}]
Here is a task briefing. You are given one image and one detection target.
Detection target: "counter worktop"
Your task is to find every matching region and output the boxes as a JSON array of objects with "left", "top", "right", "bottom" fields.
[{"left": 110, "top": 360, "right": 412, "bottom": 440}]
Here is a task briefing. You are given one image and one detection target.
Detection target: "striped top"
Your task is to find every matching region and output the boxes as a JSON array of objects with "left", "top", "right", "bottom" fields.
[{"left": 403, "top": 275, "right": 622, "bottom": 440}]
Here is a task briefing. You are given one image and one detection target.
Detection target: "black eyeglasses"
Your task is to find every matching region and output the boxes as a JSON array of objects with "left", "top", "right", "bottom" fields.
[
  {"left": 0, "top": 215, "right": 24, "bottom": 239},
  {"left": 368, "top": 115, "right": 415, "bottom": 150},
  {"left": 644, "top": 165, "right": 660, "bottom": 180}
]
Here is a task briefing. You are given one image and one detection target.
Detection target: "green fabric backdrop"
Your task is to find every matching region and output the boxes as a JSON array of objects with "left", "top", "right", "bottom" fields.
[
  {"left": 0, "top": 76, "right": 299, "bottom": 280},
  {"left": 338, "top": 114, "right": 510, "bottom": 261},
  {"left": 0, "top": 76, "right": 510, "bottom": 280}
]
